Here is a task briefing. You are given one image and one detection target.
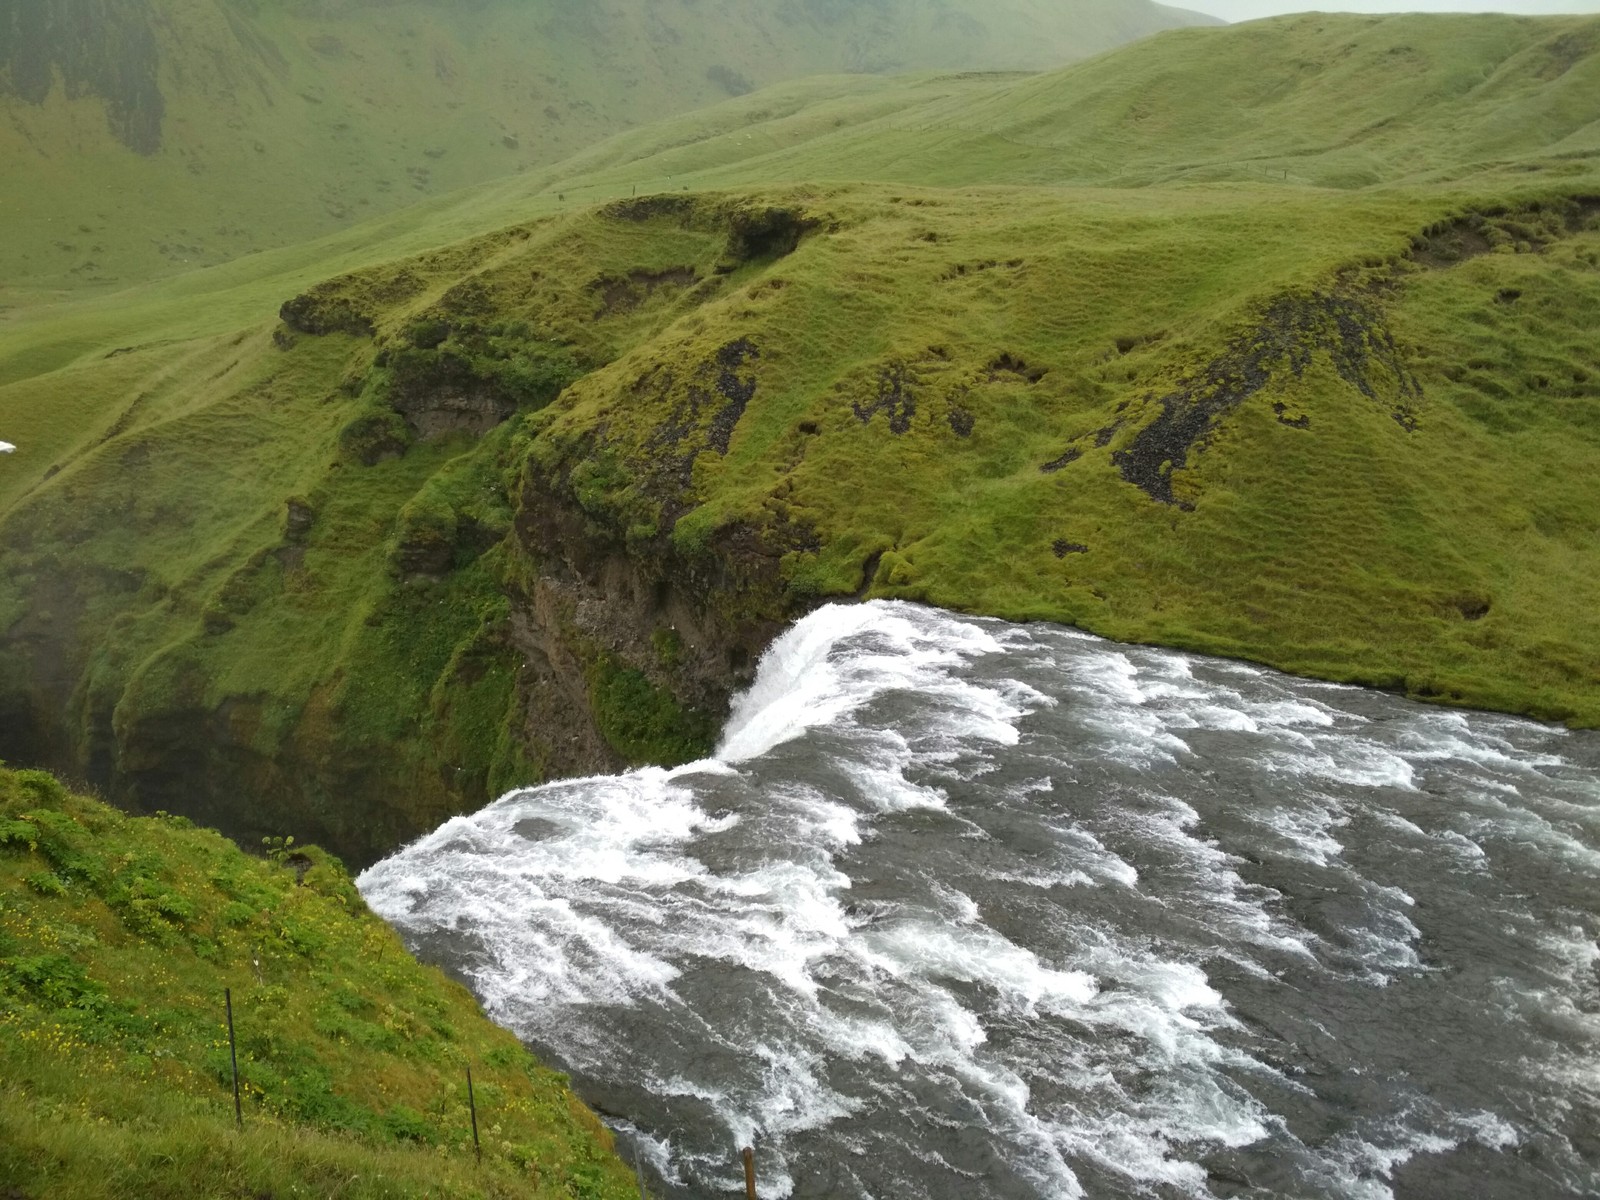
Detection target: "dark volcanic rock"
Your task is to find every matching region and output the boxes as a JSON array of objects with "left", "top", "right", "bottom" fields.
[
  {"left": 1114, "top": 291, "right": 1422, "bottom": 507},
  {"left": 853, "top": 361, "right": 918, "bottom": 434},
  {"left": 284, "top": 499, "right": 315, "bottom": 543},
  {"left": 279, "top": 289, "right": 376, "bottom": 338}
]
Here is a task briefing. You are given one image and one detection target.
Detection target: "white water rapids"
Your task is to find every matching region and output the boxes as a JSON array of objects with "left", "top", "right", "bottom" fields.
[{"left": 359, "top": 601, "right": 1600, "bottom": 1198}]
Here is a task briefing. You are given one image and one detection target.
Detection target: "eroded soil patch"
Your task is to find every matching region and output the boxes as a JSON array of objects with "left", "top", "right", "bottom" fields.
[
  {"left": 1410, "top": 198, "right": 1600, "bottom": 268},
  {"left": 592, "top": 266, "right": 700, "bottom": 315},
  {"left": 1113, "top": 291, "right": 1421, "bottom": 506}
]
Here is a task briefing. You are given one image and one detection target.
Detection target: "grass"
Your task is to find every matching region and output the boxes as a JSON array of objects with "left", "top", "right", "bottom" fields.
[
  {"left": 0, "top": 0, "right": 1204, "bottom": 296},
  {"left": 0, "top": 765, "right": 639, "bottom": 1199},
  {"left": 529, "top": 184, "right": 1600, "bottom": 725},
  {"left": 0, "top": 13, "right": 1598, "bottom": 872}
]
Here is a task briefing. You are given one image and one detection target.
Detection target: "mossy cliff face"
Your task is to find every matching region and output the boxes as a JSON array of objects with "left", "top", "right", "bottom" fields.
[
  {"left": 0, "top": 197, "right": 818, "bottom": 868},
  {"left": 505, "top": 202, "right": 827, "bottom": 772}
]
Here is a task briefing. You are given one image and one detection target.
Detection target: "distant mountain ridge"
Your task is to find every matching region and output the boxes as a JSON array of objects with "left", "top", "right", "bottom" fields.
[{"left": 0, "top": 0, "right": 1213, "bottom": 290}]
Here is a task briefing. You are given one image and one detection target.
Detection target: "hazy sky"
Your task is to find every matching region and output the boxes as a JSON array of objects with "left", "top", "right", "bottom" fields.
[{"left": 1191, "top": 0, "right": 1600, "bottom": 19}]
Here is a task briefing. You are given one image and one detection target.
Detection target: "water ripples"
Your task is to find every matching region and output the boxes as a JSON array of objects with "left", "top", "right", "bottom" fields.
[{"left": 360, "top": 601, "right": 1600, "bottom": 1199}]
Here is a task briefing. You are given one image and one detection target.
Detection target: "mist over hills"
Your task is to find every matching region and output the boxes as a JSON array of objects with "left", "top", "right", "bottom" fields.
[{"left": 0, "top": 0, "right": 1213, "bottom": 290}]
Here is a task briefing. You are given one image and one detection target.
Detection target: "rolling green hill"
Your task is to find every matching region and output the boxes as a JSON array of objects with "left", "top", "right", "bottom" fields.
[
  {"left": 836, "top": 10, "right": 1600, "bottom": 189},
  {"left": 502, "top": 10, "right": 1600, "bottom": 198},
  {"left": 0, "top": 765, "right": 637, "bottom": 1199},
  {"left": 0, "top": 13, "right": 1597, "bottom": 870},
  {"left": 0, "top": 0, "right": 1211, "bottom": 294}
]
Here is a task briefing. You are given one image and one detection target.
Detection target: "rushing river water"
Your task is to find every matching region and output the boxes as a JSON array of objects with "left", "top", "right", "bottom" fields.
[{"left": 358, "top": 602, "right": 1600, "bottom": 1199}]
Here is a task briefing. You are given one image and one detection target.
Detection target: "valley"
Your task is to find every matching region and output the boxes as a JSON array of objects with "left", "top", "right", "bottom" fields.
[{"left": 0, "top": 0, "right": 1211, "bottom": 292}]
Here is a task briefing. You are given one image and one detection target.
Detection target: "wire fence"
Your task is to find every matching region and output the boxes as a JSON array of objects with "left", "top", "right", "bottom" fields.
[{"left": 219, "top": 988, "right": 767, "bottom": 1198}]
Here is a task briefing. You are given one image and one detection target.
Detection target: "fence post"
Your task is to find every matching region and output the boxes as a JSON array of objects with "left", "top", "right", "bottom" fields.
[
  {"left": 742, "top": 1145, "right": 757, "bottom": 1199},
  {"left": 224, "top": 987, "right": 242, "bottom": 1130},
  {"left": 466, "top": 1066, "right": 482, "bottom": 1164}
]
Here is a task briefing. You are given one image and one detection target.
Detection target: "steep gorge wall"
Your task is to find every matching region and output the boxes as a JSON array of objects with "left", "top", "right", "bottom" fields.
[{"left": 0, "top": 197, "right": 820, "bottom": 867}]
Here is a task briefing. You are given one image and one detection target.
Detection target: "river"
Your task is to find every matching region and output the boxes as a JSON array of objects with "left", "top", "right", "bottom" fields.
[{"left": 358, "top": 601, "right": 1600, "bottom": 1198}]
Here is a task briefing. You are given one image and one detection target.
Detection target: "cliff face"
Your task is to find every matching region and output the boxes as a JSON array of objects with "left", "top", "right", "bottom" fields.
[
  {"left": 0, "top": 0, "right": 164, "bottom": 152},
  {"left": 509, "top": 470, "right": 798, "bottom": 781}
]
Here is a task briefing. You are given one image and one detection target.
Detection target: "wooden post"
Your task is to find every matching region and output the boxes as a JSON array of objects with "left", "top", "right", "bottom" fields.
[
  {"left": 742, "top": 1145, "right": 757, "bottom": 1200},
  {"left": 224, "top": 988, "right": 242, "bottom": 1129},
  {"left": 466, "top": 1067, "right": 482, "bottom": 1164}
]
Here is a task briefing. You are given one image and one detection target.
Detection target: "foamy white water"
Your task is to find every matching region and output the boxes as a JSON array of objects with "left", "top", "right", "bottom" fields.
[{"left": 360, "top": 602, "right": 1600, "bottom": 1199}]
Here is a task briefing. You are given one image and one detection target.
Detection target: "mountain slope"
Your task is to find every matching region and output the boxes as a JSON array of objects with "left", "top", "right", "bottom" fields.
[
  {"left": 0, "top": 0, "right": 1211, "bottom": 293},
  {"left": 0, "top": 14, "right": 1597, "bottom": 868},
  {"left": 7, "top": 11, "right": 1593, "bottom": 390},
  {"left": 530, "top": 11, "right": 1600, "bottom": 194},
  {"left": 873, "top": 11, "right": 1600, "bottom": 188}
]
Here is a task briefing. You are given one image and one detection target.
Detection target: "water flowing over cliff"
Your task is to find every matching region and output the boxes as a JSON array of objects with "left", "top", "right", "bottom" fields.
[{"left": 363, "top": 602, "right": 1600, "bottom": 1199}]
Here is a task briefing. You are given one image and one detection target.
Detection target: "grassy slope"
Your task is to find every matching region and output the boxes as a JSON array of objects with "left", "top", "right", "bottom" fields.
[
  {"left": 0, "top": 766, "right": 637, "bottom": 1199},
  {"left": 0, "top": 14, "right": 1598, "bottom": 866},
  {"left": 541, "top": 12, "right": 1600, "bottom": 196},
  {"left": 847, "top": 12, "right": 1600, "bottom": 189},
  {"left": 0, "top": 0, "right": 1206, "bottom": 295},
  {"left": 530, "top": 183, "right": 1600, "bottom": 722}
]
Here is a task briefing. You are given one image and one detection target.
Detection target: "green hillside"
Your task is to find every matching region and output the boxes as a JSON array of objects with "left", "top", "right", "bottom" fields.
[
  {"left": 508, "top": 10, "right": 1600, "bottom": 198},
  {"left": 809, "top": 11, "right": 1600, "bottom": 189},
  {"left": 0, "top": 13, "right": 1597, "bottom": 869},
  {"left": 0, "top": 765, "right": 637, "bottom": 1199},
  {"left": 0, "top": 0, "right": 1209, "bottom": 295}
]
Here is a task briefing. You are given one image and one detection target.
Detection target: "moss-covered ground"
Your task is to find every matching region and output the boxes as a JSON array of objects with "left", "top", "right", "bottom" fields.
[
  {"left": 0, "top": 13, "right": 1598, "bottom": 865},
  {"left": 0, "top": 765, "right": 638, "bottom": 1199},
  {"left": 529, "top": 184, "right": 1600, "bottom": 724}
]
